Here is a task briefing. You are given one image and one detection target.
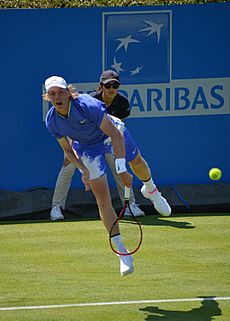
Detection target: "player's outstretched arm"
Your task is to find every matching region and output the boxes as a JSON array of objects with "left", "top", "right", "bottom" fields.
[{"left": 57, "top": 136, "right": 90, "bottom": 191}]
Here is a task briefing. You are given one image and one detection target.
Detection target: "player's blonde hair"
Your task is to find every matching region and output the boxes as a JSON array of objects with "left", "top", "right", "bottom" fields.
[{"left": 42, "top": 84, "right": 79, "bottom": 101}]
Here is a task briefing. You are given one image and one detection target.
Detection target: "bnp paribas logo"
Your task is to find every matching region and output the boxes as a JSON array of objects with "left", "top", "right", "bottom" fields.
[{"left": 102, "top": 11, "right": 171, "bottom": 85}]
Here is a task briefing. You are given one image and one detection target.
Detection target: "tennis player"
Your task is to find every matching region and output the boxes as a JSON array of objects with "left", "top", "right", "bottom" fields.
[
  {"left": 44, "top": 75, "right": 171, "bottom": 276},
  {"left": 50, "top": 70, "right": 145, "bottom": 221}
]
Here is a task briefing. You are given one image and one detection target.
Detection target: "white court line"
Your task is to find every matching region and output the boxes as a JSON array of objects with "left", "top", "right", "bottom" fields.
[{"left": 0, "top": 296, "right": 230, "bottom": 311}]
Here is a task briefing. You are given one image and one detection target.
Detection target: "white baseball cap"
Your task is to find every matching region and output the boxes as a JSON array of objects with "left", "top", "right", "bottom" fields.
[{"left": 45, "top": 76, "right": 67, "bottom": 92}]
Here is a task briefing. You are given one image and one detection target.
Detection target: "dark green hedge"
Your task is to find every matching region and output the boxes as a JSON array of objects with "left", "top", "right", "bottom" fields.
[{"left": 0, "top": 0, "right": 227, "bottom": 9}]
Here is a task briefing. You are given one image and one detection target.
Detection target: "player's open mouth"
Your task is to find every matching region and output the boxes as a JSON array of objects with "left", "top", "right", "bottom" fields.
[{"left": 56, "top": 102, "right": 62, "bottom": 106}]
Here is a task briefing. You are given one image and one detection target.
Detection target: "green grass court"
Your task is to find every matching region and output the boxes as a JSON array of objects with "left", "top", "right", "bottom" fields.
[{"left": 0, "top": 213, "right": 229, "bottom": 320}]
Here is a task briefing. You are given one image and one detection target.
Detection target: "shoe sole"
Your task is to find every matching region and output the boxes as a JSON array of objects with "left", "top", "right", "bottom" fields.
[
  {"left": 50, "top": 217, "right": 64, "bottom": 221},
  {"left": 121, "top": 265, "right": 134, "bottom": 276},
  {"left": 141, "top": 188, "right": 171, "bottom": 217}
]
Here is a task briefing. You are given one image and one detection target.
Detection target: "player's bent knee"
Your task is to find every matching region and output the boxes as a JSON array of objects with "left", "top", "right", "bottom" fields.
[{"left": 129, "top": 153, "right": 144, "bottom": 167}]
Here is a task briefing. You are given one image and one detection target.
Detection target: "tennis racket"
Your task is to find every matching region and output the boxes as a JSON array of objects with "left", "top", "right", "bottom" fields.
[{"left": 109, "top": 186, "right": 143, "bottom": 256}]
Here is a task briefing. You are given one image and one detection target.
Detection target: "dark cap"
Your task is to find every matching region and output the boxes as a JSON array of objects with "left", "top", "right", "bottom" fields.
[{"left": 100, "top": 70, "right": 120, "bottom": 84}]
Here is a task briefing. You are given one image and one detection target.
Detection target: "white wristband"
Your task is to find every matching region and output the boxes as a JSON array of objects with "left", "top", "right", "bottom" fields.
[{"left": 115, "top": 158, "right": 127, "bottom": 174}]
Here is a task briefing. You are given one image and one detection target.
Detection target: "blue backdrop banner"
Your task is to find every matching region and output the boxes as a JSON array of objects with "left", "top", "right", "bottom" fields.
[{"left": 0, "top": 3, "right": 229, "bottom": 191}]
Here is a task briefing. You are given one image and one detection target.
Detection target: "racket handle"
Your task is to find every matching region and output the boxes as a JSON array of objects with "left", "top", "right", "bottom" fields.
[{"left": 124, "top": 186, "right": 130, "bottom": 203}]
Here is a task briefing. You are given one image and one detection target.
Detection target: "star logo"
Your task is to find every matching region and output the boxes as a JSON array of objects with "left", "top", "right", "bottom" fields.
[
  {"left": 138, "top": 20, "right": 163, "bottom": 42},
  {"left": 115, "top": 34, "right": 140, "bottom": 52},
  {"left": 130, "top": 66, "right": 143, "bottom": 76},
  {"left": 103, "top": 11, "right": 171, "bottom": 84},
  {"left": 111, "top": 56, "right": 125, "bottom": 73}
]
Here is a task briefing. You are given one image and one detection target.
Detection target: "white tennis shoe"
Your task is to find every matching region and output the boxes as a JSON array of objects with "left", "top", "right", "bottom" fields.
[
  {"left": 141, "top": 185, "right": 171, "bottom": 217},
  {"left": 50, "top": 205, "right": 64, "bottom": 221},
  {"left": 119, "top": 254, "right": 134, "bottom": 276},
  {"left": 124, "top": 203, "right": 145, "bottom": 217}
]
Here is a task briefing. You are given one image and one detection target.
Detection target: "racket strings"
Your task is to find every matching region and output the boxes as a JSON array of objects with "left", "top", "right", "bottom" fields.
[
  {"left": 126, "top": 202, "right": 143, "bottom": 254},
  {"left": 109, "top": 202, "right": 143, "bottom": 256}
]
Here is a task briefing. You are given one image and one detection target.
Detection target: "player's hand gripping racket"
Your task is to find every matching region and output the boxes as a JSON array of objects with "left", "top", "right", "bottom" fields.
[{"left": 109, "top": 186, "right": 143, "bottom": 256}]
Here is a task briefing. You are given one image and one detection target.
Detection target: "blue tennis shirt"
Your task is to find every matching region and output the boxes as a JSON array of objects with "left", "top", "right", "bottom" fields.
[
  {"left": 46, "top": 94, "right": 109, "bottom": 148},
  {"left": 46, "top": 93, "right": 138, "bottom": 163}
]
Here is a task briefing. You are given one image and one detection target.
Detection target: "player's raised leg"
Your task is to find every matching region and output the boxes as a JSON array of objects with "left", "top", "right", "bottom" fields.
[{"left": 129, "top": 152, "right": 171, "bottom": 217}]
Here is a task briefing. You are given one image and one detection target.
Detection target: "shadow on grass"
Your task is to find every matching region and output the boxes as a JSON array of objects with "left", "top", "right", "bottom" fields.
[
  {"left": 0, "top": 214, "right": 195, "bottom": 230},
  {"left": 138, "top": 216, "right": 195, "bottom": 229},
  {"left": 0, "top": 208, "right": 229, "bottom": 227},
  {"left": 140, "top": 297, "right": 222, "bottom": 321}
]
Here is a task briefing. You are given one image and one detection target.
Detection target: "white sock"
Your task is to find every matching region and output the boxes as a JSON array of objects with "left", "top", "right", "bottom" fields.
[
  {"left": 111, "top": 234, "right": 126, "bottom": 253},
  {"left": 144, "top": 178, "right": 157, "bottom": 194}
]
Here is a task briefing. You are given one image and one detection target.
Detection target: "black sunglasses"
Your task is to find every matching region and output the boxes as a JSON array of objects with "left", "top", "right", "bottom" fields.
[{"left": 103, "top": 82, "right": 120, "bottom": 89}]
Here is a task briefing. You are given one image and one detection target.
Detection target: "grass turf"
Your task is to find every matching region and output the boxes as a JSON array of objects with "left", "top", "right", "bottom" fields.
[{"left": 0, "top": 213, "right": 229, "bottom": 320}]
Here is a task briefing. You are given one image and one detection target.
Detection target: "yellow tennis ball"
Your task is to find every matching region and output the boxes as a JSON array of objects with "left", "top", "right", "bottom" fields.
[{"left": 209, "top": 168, "right": 222, "bottom": 181}]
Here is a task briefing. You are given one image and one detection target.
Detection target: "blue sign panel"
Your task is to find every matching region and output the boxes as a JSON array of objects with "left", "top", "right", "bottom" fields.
[
  {"left": 0, "top": 3, "right": 229, "bottom": 191},
  {"left": 103, "top": 11, "right": 171, "bottom": 84}
]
